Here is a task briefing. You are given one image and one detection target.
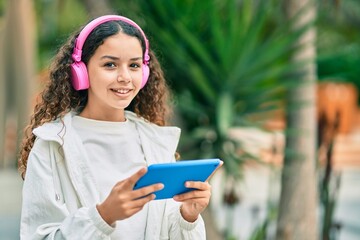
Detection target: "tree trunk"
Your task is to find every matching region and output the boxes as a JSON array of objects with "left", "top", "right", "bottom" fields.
[
  {"left": 3, "top": 0, "right": 37, "bottom": 168},
  {"left": 276, "top": 0, "right": 318, "bottom": 240},
  {"left": 0, "top": 26, "right": 5, "bottom": 168}
]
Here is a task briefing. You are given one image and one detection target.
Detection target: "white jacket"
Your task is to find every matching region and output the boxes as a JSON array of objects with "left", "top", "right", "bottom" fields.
[{"left": 20, "top": 111, "right": 206, "bottom": 240}]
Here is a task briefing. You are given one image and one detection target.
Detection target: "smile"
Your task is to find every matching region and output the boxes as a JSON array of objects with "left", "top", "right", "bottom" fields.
[{"left": 111, "top": 88, "right": 132, "bottom": 94}]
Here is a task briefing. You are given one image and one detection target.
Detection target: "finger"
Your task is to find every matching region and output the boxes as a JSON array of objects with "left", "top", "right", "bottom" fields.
[
  {"left": 122, "top": 208, "right": 143, "bottom": 218},
  {"left": 119, "top": 193, "right": 156, "bottom": 218},
  {"left": 185, "top": 181, "right": 211, "bottom": 191},
  {"left": 174, "top": 190, "right": 210, "bottom": 202},
  {"left": 122, "top": 203, "right": 152, "bottom": 218},
  {"left": 132, "top": 183, "right": 164, "bottom": 199},
  {"left": 124, "top": 167, "right": 148, "bottom": 188},
  {"left": 174, "top": 187, "right": 211, "bottom": 201},
  {"left": 131, "top": 193, "right": 156, "bottom": 207},
  {"left": 206, "top": 160, "right": 223, "bottom": 182}
]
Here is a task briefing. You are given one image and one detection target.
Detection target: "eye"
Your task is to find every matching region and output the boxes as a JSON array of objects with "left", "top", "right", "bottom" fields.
[
  {"left": 104, "top": 62, "right": 116, "bottom": 68},
  {"left": 130, "top": 62, "right": 141, "bottom": 69}
]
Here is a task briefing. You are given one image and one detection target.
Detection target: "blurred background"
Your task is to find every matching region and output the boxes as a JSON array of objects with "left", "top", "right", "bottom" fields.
[{"left": 1, "top": 0, "right": 360, "bottom": 239}]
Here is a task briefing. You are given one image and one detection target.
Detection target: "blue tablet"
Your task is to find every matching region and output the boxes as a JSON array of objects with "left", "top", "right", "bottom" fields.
[{"left": 133, "top": 159, "right": 221, "bottom": 200}]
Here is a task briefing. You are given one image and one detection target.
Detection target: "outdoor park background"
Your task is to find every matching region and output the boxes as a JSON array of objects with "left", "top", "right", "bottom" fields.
[{"left": 1, "top": 0, "right": 360, "bottom": 239}]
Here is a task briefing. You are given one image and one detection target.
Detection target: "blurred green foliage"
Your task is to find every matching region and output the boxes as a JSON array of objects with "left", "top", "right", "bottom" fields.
[
  {"left": 1, "top": 0, "right": 354, "bottom": 179},
  {"left": 30, "top": 0, "right": 360, "bottom": 101},
  {"left": 0, "top": 0, "right": 5, "bottom": 16},
  {"left": 317, "top": 0, "right": 360, "bottom": 102},
  {"left": 27, "top": 0, "right": 360, "bottom": 178},
  {"left": 318, "top": 45, "right": 360, "bottom": 82},
  {"left": 114, "top": 0, "right": 311, "bottom": 178},
  {"left": 35, "top": 0, "right": 87, "bottom": 70}
]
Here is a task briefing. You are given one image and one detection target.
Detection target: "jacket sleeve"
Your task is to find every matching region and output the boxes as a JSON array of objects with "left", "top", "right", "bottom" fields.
[
  {"left": 20, "top": 139, "right": 115, "bottom": 240},
  {"left": 160, "top": 200, "right": 206, "bottom": 240}
]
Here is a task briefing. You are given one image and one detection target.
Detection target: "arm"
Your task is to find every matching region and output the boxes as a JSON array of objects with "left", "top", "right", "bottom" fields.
[
  {"left": 21, "top": 139, "right": 163, "bottom": 239},
  {"left": 161, "top": 161, "right": 223, "bottom": 239},
  {"left": 20, "top": 139, "right": 114, "bottom": 240},
  {"left": 160, "top": 200, "right": 206, "bottom": 240}
]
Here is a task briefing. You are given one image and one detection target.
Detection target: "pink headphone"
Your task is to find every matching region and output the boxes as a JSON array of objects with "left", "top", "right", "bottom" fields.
[{"left": 70, "top": 15, "right": 150, "bottom": 90}]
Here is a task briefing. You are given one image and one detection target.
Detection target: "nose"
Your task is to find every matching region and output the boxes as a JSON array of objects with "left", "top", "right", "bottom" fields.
[{"left": 117, "top": 67, "right": 132, "bottom": 83}]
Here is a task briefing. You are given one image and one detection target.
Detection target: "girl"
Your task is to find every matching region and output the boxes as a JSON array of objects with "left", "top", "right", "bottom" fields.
[{"left": 18, "top": 15, "right": 219, "bottom": 239}]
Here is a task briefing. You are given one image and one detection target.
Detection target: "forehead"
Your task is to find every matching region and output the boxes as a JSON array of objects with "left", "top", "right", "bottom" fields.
[{"left": 94, "top": 32, "right": 143, "bottom": 56}]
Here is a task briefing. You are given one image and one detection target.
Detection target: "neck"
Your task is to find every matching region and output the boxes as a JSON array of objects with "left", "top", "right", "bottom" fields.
[{"left": 79, "top": 108, "right": 126, "bottom": 122}]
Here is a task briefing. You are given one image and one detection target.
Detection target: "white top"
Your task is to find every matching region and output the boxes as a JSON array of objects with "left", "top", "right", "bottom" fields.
[
  {"left": 21, "top": 111, "right": 206, "bottom": 240},
  {"left": 73, "top": 115, "right": 148, "bottom": 239}
]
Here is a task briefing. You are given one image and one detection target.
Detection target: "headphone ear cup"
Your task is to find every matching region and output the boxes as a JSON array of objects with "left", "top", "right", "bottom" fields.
[
  {"left": 141, "top": 64, "right": 150, "bottom": 89},
  {"left": 70, "top": 61, "right": 90, "bottom": 90}
]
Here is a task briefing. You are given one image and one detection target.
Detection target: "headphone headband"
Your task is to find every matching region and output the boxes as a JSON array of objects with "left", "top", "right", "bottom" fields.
[{"left": 72, "top": 15, "right": 150, "bottom": 63}]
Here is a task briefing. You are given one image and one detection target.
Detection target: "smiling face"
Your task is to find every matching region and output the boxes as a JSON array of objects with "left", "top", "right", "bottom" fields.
[{"left": 80, "top": 32, "right": 143, "bottom": 121}]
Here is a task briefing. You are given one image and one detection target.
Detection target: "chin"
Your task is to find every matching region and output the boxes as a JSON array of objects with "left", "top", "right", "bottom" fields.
[{"left": 112, "top": 103, "right": 131, "bottom": 110}]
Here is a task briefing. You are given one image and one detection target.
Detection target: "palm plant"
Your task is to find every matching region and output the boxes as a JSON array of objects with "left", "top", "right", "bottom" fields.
[
  {"left": 112, "top": 3, "right": 311, "bottom": 237},
  {"left": 317, "top": 0, "right": 360, "bottom": 104},
  {"left": 128, "top": 2, "right": 307, "bottom": 237},
  {"left": 126, "top": 0, "right": 304, "bottom": 180}
]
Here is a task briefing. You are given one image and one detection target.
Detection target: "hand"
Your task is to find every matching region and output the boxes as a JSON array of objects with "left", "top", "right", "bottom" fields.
[
  {"left": 96, "top": 168, "right": 164, "bottom": 225},
  {"left": 173, "top": 161, "right": 223, "bottom": 222}
]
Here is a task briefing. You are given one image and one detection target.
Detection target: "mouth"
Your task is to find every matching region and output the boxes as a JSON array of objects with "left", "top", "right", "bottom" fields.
[{"left": 110, "top": 88, "right": 132, "bottom": 94}]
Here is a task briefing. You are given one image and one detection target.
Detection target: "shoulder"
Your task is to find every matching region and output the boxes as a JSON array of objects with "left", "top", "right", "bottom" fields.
[
  {"left": 31, "top": 137, "right": 51, "bottom": 153},
  {"left": 32, "top": 112, "right": 74, "bottom": 142},
  {"left": 26, "top": 138, "right": 57, "bottom": 175},
  {"left": 125, "top": 111, "right": 181, "bottom": 158}
]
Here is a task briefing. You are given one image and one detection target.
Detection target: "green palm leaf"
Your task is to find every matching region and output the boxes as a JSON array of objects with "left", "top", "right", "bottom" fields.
[{"left": 128, "top": 0, "right": 305, "bottom": 178}]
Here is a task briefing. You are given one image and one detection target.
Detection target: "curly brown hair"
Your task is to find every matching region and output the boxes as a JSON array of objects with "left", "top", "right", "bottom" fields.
[{"left": 18, "top": 19, "right": 172, "bottom": 179}]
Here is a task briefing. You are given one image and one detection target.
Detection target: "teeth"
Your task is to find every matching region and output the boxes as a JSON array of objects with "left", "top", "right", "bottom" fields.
[{"left": 113, "top": 89, "right": 130, "bottom": 94}]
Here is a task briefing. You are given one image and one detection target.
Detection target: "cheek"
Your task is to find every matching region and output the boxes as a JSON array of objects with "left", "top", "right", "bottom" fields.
[
  {"left": 89, "top": 70, "right": 116, "bottom": 86},
  {"left": 132, "top": 70, "right": 144, "bottom": 86}
]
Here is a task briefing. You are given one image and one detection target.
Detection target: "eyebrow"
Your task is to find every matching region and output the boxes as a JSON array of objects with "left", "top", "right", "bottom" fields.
[{"left": 100, "top": 55, "right": 143, "bottom": 61}]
